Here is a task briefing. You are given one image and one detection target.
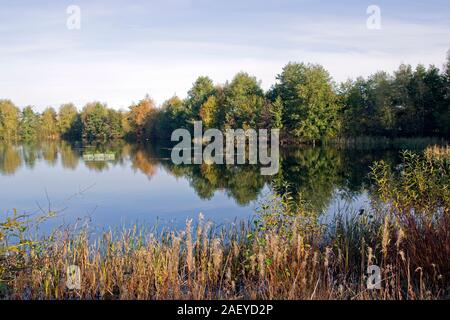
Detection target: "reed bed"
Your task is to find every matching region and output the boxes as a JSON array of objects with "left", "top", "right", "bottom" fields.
[{"left": 0, "top": 147, "right": 448, "bottom": 300}]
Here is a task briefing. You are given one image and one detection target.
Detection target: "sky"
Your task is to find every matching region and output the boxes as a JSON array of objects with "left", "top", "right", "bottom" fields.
[{"left": 0, "top": 0, "right": 449, "bottom": 111}]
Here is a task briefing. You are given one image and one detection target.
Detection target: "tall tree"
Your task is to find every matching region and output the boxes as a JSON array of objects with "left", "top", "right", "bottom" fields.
[
  {"left": 128, "top": 96, "right": 157, "bottom": 141},
  {"left": 423, "top": 65, "right": 447, "bottom": 136},
  {"left": 339, "top": 78, "right": 367, "bottom": 136},
  {"left": 258, "top": 97, "right": 284, "bottom": 130},
  {"left": 0, "top": 100, "right": 20, "bottom": 141},
  {"left": 392, "top": 64, "right": 414, "bottom": 136},
  {"left": 393, "top": 64, "right": 448, "bottom": 136},
  {"left": 408, "top": 65, "right": 428, "bottom": 135},
  {"left": 273, "top": 63, "right": 340, "bottom": 142},
  {"left": 108, "top": 109, "right": 124, "bottom": 139},
  {"left": 154, "top": 96, "right": 189, "bottom": 139},
  {"left": 121, "top": 110, "right": 132, "bottom": 139},
  {"left": 80, "top": 102, "right": 111, "bottom": 140},
  {"left": 270, "top": 96, "right": 284, "bottom": 129},
  {"left": 223, "top": 72, "right": 265, "bottom": 129},
  {"left": 58, "top": 103, "right": 81, "bottom": 140},
  {"left": 40, "top": 107, "right": 59, "bottom": 139},
  {"left": 199, "top": 96, "right": 219, "bottom": 128},
  {"left": 367, "top": 71, "right": 396, "bottom": 136},
  {"left": 19, "top": 106, "right": 40, "bottom": 141},
  {"left": 186, "top": 76, "right": 216, "bottom": 121}
]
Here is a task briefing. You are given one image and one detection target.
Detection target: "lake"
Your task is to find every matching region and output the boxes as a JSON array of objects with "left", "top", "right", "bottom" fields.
[{"left": 0, "top": 140, "right": 426, "bottom": 234}]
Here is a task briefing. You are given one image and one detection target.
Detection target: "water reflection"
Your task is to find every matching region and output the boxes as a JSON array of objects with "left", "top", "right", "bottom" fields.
[
  {"left": 0, "top": 140, "right": 409, "bottom": 217},
  {"left": 161, "top": 161, "right": 269, "bottom": 205},
  {"left": 0, "top": 143, "right": 21, "bottom": 175}
]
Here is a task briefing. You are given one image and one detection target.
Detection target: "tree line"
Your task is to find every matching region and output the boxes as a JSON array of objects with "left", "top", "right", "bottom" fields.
[{"left": 1, "top": 53, "right": 449, "bottom": 144}]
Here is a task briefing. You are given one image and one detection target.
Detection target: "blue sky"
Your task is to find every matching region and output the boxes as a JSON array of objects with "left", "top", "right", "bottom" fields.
[{"left": 1, "top": 0, "right": 449, "bottom": 111}]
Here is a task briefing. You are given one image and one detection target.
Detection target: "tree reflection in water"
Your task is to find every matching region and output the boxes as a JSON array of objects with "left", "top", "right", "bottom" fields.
[{"left": 0, "top": 140, "right": 413, "bottom": 211}]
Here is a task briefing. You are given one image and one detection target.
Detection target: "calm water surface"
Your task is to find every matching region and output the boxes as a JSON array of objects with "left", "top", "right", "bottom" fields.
[{"left": 0, "top": 141, "right": 411, "bottom": 233}]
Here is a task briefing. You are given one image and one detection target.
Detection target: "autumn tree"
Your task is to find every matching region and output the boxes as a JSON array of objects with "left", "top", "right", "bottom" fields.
[
  {"left": 40, "top": 107, "right": 59, "bottom": 139},
  {"left": 0, "top": 99, "right": 20, "bottom": 141},
  {"left": 200, "top": 85, "right": 226, "bottom": 129},
  {"left": 199, "top": 96, "right": 219, "bottom": 128},
  {"left": 58, "top": 103, "right": 82, "bottom": 140},
  {"left": 1, "top": 52, "right": 449, "bottom": 142},
  {"left": 128, "top": 96, "right": 157, "bottom": 141}
]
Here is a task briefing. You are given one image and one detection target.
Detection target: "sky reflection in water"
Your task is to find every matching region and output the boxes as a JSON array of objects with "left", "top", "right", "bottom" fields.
[{"left": 0, "top": 141, "right": 404, "bottom": 233}]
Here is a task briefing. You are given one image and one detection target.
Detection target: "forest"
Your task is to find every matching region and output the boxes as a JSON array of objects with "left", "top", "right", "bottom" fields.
[{"left": 1, "top": 53, "right": 449, "bottom": 144}]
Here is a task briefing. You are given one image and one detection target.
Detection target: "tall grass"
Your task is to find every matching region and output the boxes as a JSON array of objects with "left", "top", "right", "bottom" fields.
[
  {"left": 0, "top": 147, "right": 448, "bottom": 300},
  {"left": 369, "top": 146, "right": 449, "bottom": 296}
]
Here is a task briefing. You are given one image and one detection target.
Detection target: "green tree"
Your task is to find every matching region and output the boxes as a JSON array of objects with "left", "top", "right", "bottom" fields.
[
  {"left": 273, "top": 63, "right": 340, "bottom": 142},
  {"left": 271, "top": 97, "right": 284, "bottom": 129},
  {"left": 339, "top": 78, "right": 367, "bottom": 136},
  {"left": 0, "top": 100, "right": 20, "bottom": 141},
  {"left": 393, "top": 64, "right": 448, "bottom": 137},
  {"left": 186, "top": 76, "right": 216, "bottom": 121},
  {"left": 223, "top": 72, "right": 265, "bottom": 129},
  {"left": 368, "top": 71, "right": 396, "bottom": 136},
  {"left": 341, "top": 72, "right": 398, "bottom": 137},
  {"left": 19, "top": 106, "right": 40, "bottom": 141},
  {"left": 80, "top": 102, "right": 111, "bottom": 140},
  {"left": 154, "top": 96, "right": 189, "bottom": 139},
  {"left": 423, "top": 65, "right": 448, "bottom": 136},
  {"left": 108, "top": 109, "right": 125, "bottom": 139},
  {"left": 258, "top": 97, "right": 284, "bottom": 130},
  {"left": 408, "top": 65, "right": 428, "bottom": 135},
  {"left": 392, "top": 64, "right": 414, "bottom": 136},
  {"left": 58, "top": 103, "right": 82, "bottom": 140}
]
